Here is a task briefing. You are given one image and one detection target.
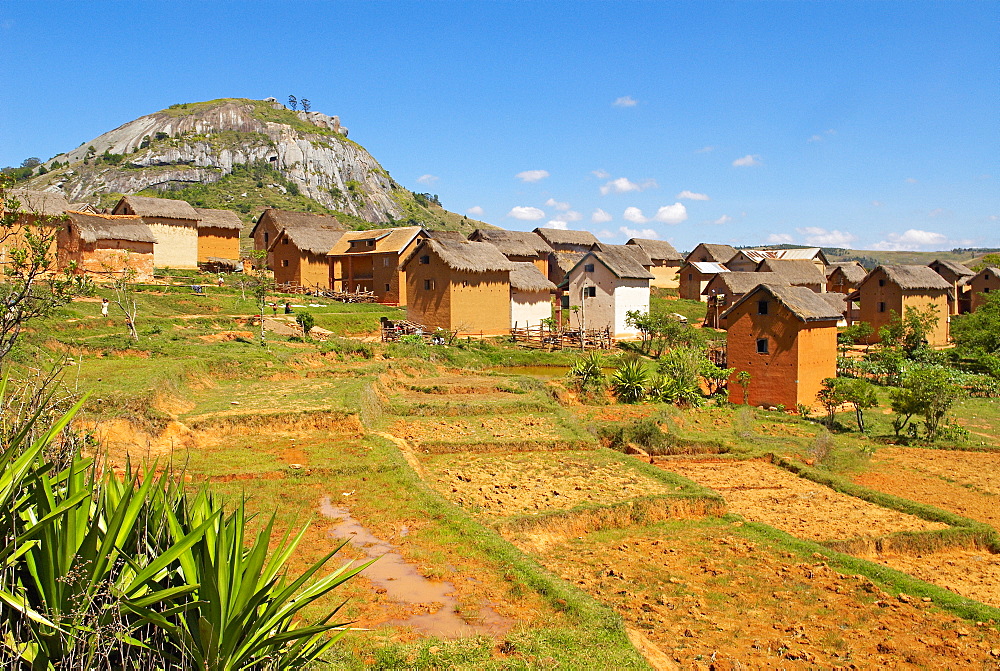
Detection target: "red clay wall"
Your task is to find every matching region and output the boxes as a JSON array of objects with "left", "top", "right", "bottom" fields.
[
  {"left": 198, "top": 227, "right": 240, "bottom": 263},
  {"left": 405, "top": 253, "right": 452, "bottom": 329},
  {"left": 970, "top": 271, "right": 1000, "bottom": 312}
]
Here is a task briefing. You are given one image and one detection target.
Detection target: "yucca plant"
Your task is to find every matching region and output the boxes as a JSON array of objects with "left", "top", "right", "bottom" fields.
[
  {"left": 568, "top": 351, "right": 606, "bottom": 392},
  {"left": 611, "top": 357, "right": 649, "bottom": 404}
]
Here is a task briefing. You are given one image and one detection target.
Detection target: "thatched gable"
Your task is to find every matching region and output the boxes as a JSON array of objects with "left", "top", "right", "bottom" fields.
[
  {"left": 469, "top": 229, "right": 552, "bottom": 257},
  {"left": 550, "top": 251, "right": 585, "bottom": 282},
  {"left": 533, "top": 227, "right": 598, "bottom": 248},
  {"left": 250, "top": 208, "right": 345, "bottom": 237},
  {"left": 723, "top": 284, "right": 842, "bottom": 323},
  {"left": 626, "top": 238, "right": 682, "bottom": 263},
  {"left": 929, "top": 259, "right": 975, "bottom": 284},
  {"left": 415, "top": 239, "right": 514, "bottom": 273},
  {"left": 702, "top": 271, "right": 783, "bottom": 297},
  {"left": 509, "top": 262, "right": 557, "bottom": 292},
  {"left": 113, "top": 195, "right": 199, "bottom": 221},
  {"left": 425, "top": 230, "right": 466, "bottom": 242},
  {"left": 66, "top": 211, "right": 156, "bottom": 244},
  {"left": 568, "top": 247, "right": 654, "bottom": 281},
  {"left": 756, "top": 259, "right": 826, "bottom": 286},
  {"left": 686, "top": 243, "right": 737, "bottom": 264},
  {"left": 273, "top": 226, "right": 345, "bottom": 255},
  {"left": 194, "top": 207, "right": 243, "bottom": 230},
  {"left": 872, "top": 265, "right": 953, "bottom": 291},
  {"left": 826, "top": 261, "right": 867, "bottom": 283},
  {"left": 592, "top": 243, "right": 653, "bottom": 268},
  {"left": 8, "top": 189, "right": 70, "bottom": 217}
]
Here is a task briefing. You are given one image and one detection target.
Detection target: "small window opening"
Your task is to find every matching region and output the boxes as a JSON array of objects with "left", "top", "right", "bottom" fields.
[
  {"left": 419, "top": 255, "right": 430, "bottom": 264},
  {"left": 757, "top": 300, "right": 768, "bottom": 315},
  {"left": 756, "top": 338, "right": 769, "bottom": 354}
]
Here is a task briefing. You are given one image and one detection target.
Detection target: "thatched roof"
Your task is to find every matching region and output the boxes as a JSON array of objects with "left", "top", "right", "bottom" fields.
[
  {"left": 818, "top": 291, "right": 850, "bottom": 317},
  {"left": 8, "top": 189, "right": 70, "bottom": 216},
  {"left": 66, "top": 211, "right": 156, "bottom": 244},
  {"left": 194, "top": 207, "right": 243, "bottom": 230},
  {"left": 626, "top": 238, "right": 682, "bottom": 262},
  {"left": 115, "top": 195, "right": 199, "bottom": 220},
  {"left": 702, "top": 271, "right": 783, "bottom": 296},
  {"left": 592, "top": 243, "right": 653, "bottom": 267},
  {"left": 469, "top": 229, "right": 552, "bottom": 257},
  {"left": 533, "top": 227, "right": 598, "bottom": 248},
  {"left": 275, "top": 226, "right": 345, "bottom": 255},
  {"left": 873, "top": 265, "right": 953, "bottom": 291},
  {"left": 756, "top": 259, "right": 826, "bottom": 286},
  {"left": 420, "top": 239, "right": 514, "bottom": 273},
  {"left": 328, "top": 226, "right": 424, "bottom": 255},
  {"left": 826, "top": 261, "right": 867, "bottom": 281},
  {"left": 251, "top": 208, "right": 345, "bottom": 236},
  {"left": 425, "top": 230, "right": 466, "bottom": 242},
  {"left": 570, "top": 247, "right": 654, "bottom": 281},
  {"left": 722, "top": 283, "right": 842, "bottom": 322},
  {"left": 686, "top": 243, "right": 737, "bottom": 264},
  {"left": 550, "top": 251, "right": 585, "bottom": 282},
  {"left": 509, "top": 262, "right": 556, "bottom": 292},
  {"left": 929, "top": 259, "right": 975, "bottom": 281}
]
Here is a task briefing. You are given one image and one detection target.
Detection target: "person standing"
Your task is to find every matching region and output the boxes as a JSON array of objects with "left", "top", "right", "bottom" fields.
[{"left": 101, "top": 297, "right": 109, "bottom": 317}]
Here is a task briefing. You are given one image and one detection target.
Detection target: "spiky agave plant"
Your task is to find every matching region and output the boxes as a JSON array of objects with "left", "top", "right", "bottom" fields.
[{"left": 611, "top": 358, "right": 649, "bottom": 404}]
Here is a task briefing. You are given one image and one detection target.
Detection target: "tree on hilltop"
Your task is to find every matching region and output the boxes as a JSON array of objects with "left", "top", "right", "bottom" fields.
[{"left": 288, "top": 94, "right": 298, "bottom": 111}]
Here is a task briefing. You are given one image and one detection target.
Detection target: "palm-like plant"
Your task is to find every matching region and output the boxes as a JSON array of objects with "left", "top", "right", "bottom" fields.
[{"left": 611, "top": 358, "right": 649, "bottom": 403}]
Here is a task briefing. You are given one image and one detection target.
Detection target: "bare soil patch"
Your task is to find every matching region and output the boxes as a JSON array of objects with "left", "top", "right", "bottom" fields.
[
  {"left": 854, "top": 447, "right": 1000, "bottom": 530},
  {"left": 872, "top": 549, "right": 1000, "bottom": 610},
  {"left": 388, "top": 416, "right": 561, "bottom": 446},
  {"left": 539, "top": 521, "right": 1000, "bottom": 669},
  {"left": 422, "top": 451, "right": 677, "bottom": 522},
  {"left": 655, "top": 459, "right": 948, "bottom": 542}
]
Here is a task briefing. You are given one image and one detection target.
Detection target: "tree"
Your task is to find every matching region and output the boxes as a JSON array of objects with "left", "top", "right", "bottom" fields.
[
  {"left": 20, "top": 157, "right": 40, "bottom": 168},
  {"left": 735, "top": 370, "right": 751, "bottom": 405},
  {"left": 106, "top": 260, "right": 140, "bottom": 341},
  {"left": 951, "top": 291, "right": 1000, "bottom": 374},
  {"left": 837, "top": 377, "right": 878, "bottom": 432},
  {"left": 301, "top": 98, "right": 311, "bottom": 112},
  {"left": 0, "top": 175, "right": 88, "bottom": 361},
  {"left": 625, "top": 309, "right": 705, "bottom": 358},
  {"left": 288, "top": 94, "right": 298, "bottom": 111},
  {"left": 817, "top": 378, "right": 848, "bottom": 427},
  {"left": 838, "top": 321, "right": 873, "bottom": 353},
  {"left": 878, "top": 305, "right": 940, "bottom": 357},
  {"left": 296, "top": 310, "right": 315, "bottom": 338},
  {"left": 889, "top": 368, "right": 964, "bottom": 440},
  {"left": 244, "top": 249, "right": 273, "bottom": 347}
]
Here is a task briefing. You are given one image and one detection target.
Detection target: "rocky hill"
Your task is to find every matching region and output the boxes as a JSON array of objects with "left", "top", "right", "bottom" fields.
[{"left": 22, "top": 98, "right": 485, "bottom": 232}]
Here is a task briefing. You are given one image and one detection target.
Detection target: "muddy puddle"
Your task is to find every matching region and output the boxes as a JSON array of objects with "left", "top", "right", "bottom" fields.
[{"left": 319, "top": 497, "right": 512, "bottom": 638}]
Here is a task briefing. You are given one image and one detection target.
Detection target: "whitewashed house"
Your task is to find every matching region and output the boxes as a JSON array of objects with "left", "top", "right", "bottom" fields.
[
  {"left": 509, "top": 262, "right": 555, "bottom": 328},
  {"left": 562, "top": 247, "right": 653, "bottom": 339}
]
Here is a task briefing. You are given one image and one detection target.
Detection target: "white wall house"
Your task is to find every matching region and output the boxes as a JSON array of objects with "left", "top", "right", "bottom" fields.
[
  {"left": 509, "top": 262, "right": 555, "bottom": 328},
  {"left": 564, "top": 248, "right": 652, "bottom": 338}
]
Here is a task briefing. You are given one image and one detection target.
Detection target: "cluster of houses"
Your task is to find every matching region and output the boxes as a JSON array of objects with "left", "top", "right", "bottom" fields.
[
  {"left": 682, "top": 243, "right": 997, "bottom": 409},
  {"left": 10, "top": 188, "right": 1000, "bottom": 411},
  {"left": 4, "top": 190, "right": 241, "bottom": 281}
]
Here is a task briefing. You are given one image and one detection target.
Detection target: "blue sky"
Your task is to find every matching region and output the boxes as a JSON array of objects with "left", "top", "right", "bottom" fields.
[{"left": 2, "top": 1, "right": 997, "bottom": 253}]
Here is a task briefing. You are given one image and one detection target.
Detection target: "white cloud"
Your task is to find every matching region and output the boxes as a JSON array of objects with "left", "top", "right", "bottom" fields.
[
  {"left": 542, "top": 220, "right": 568, "bottom": 230},
  {"left": 600, "top": 177, "right": 657, "bottom": 195},
  {"left": 871, "top": 229, "right": 947, "bottom": 251},
  {"left": 990, "top": 215, "right": 999, "bottom": 222},
  {"left": 466, "top": 205, "right": 484, "bottom": 216},
  {"left": 620, "top": 226, "right": 658, "bottom": 240},
  {"left": 807, "top": 135, "right": 824, "bottom": 143},
  {"left": 623, "top": 207, "right": 648, "bottom": 224},
  {"left": 416, "top": 174, "right": 439, "bottom": 185},
  {"left": 591, "top": 208, "right": 613, "bottom": 223},
  {"left": 653, "top": 203, "right": 688, "bottom": 225},
  {"left": 905, "top": 177, "right": 918, "bottom": 184},
  {"left": 732, "top": 154, "right": 762, "bottom": 167},
  {"left": 545, "top": 198, "right": 571, "bottom": 211},
  {"left": 695, "top": 146, "right": 715, "bottom": 154},
  {"left": 676, "top": 190, "right": 710, "bottom": 201},
  {"left": 767, "top": 233, "right": 794, "bottom": 244},
  {"left": 507, "top": 206, "right": 546, "bottom": 221},
  {"left": 554, "top": 210, "right": 582, "bottom": 222},
  {"left": 929, "top": 208, "right": 947, "bottom": 217},
  {"left": 596, "top": 229, "right": 616, "bottom": 241},
  {"left": 710, "top": 215, "right": 733, "bottom": 225},
  {"left": 591, "top": 169, "right": 611, "bottom": 179},
  {"left": 871, "top": 200, "right": 884, "bottom": 207},
  {"left": 796, "top": 227, "right": 857, "bottom": 247},
  {"left": 515, "top": 169, "right": 550, "bottom": 183},
  {"left": 613, "top": 96, "right": 638, "bottom": 107}
]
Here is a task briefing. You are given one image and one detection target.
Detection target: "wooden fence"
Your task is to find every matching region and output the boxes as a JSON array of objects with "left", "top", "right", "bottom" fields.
[{"left": 509, "top": 324, "right": 614, "bottom": 351}]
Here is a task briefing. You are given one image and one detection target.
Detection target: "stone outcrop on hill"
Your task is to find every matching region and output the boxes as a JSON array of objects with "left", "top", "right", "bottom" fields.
[{"left": 25, "top": 99, "right": 409, "bottom": 223}]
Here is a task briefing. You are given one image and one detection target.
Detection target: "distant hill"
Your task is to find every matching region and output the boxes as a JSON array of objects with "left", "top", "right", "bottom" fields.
[
  {"left": 734, "top": 243, "right": 986, "bottom": 269},
  {"left": 18, "top": 97, "right": 489, "bottom": 233}
]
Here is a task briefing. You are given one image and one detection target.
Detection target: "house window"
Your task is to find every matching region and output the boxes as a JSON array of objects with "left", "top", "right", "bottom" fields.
[
  {"left": 281, "top": 259, "right": 289, "bottom": 267},
  {"left": 383, "top": 257, "right": 391, "bottom": 266},
  {"left": 986, "top": 287, "right": 991, "bottom": 293},
  {"left": 419, "top": 255, "right": 430, "bottom": 264},
  {"left": 561, "top": 295, "right": 570, "bottom": 309},
  {"left": 283, "top": 236, "right": 289, "bottom": 245},
  {"left": 688, "top": 273, "right": 693, "bottom": 281},
  {"left": 367, "top": 240, "right": 375, "bottom": 247},
  {"left": 584, "top": 263, "right": 595, "bottom": 273},
  {"left": 584, "top": 286, "right": 596, "bottom": 298},
  {"left": 756, "top": 338, "right": 769, "bottom": 354},
  {"left": 384, "top": 283, "right": 390, "bottom": 291},
  {"left": 264, "top": 232, "right": 269, "bottom": 245},
  {"left": 424, "top": 279, "right": 435, "bottom": 290},
  {"left": 757, "top": 300, "right": 768, "bottom": 315},
  {"left": 878, "top": 279, "right": 885, "bottom": 287},
  {"left": 878, "top": 301, "right": 886, "bottom": 313}
]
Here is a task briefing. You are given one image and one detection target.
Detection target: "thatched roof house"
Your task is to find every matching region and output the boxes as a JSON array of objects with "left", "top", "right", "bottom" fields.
[
  {"left": 193, "top": 207, "right": 242, "bottom": 264},
  {"left": 756, "top": 258, "right": 827, "bottom": 292},
  {"left": 425, "top": 230, "right": 466, "bottom": 242},
  {"left": 111, "top": 195, "right": 201, "bottom": 269},
  {"left": 853, "top": 265, "right": 953, "bottom": 346},
  {"left": 592, "top": 243, "right": 653, "bottom": 269},
  {"left": 251, "top": 208, "right": 345, "bottom": 265},
  {"left": 723, "top": 283, "right": 842, "bottom": 323},
  {"left": 469, "top": 229, "right": 552, "bottom": 274},
  {"left": 562, "top": 247, "right": 653, "bottom": 338},
  {"left": 59, "top": 211, "right": 156, "bottom": 280},
  {"left": 328, "top": 226, "right": 427, "bottom": 304},
  {"left": 685, "top": 243, "right": 737, "bottom": 265},
  {"left": 509, "top": 262, "right": 556, "bottom": 328},
  {"left": 728, "top": 247, "right": 828, "bottom": 272},
  {"left": 113, "top": 195, "right": 199, "bottom": 220},
  {"left": 269, "top": 224, "right": 345, "bottom": 289},
  {"left": 9, "top": 189, "right": 70, "bottom": 217},
  {"left": 701, "top": 271, "right": 783, "bottom": 328},
  {"left": 625, "top": 238, "right": 683, "bottom": 263}
]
